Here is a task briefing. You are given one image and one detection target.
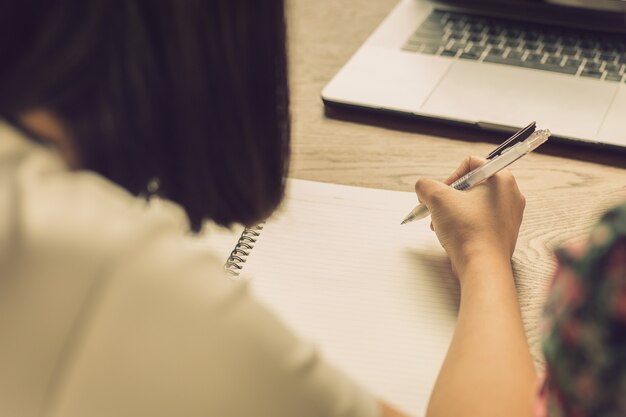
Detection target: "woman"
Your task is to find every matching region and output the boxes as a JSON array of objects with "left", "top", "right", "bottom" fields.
[
  {"left": 1, "top": 1, "right": 623, "bottom": 417},
  {"left": 0, "top": 1, "right": 389, "bottom": 416}
]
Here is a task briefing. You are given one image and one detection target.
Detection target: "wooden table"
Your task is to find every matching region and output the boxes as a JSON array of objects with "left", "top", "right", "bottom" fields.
[{"left": 285, "top": 0, "right": 626, "bottom": 361}]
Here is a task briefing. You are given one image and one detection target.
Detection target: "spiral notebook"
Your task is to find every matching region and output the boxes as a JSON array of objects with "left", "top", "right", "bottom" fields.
[{"left": 218, "top": 179, "right": 459, "bottom": 415}]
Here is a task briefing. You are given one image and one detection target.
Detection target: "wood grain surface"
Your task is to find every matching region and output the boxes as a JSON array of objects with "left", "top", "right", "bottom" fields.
[{"left": 285, "top": 0, "right": 626, "bottom": 363}]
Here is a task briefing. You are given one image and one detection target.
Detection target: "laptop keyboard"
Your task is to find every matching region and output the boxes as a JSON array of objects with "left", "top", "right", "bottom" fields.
[{"left": 403, "top": 10, "right": 626, "bottom": 82}]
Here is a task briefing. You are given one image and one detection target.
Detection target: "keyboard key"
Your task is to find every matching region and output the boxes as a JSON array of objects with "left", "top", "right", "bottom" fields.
[
  {"left": 412, "top": 29, "right": 445, "bottom": 40},
  {"left": 525, "top": 41, "right": 540, "bottom": 51},
  {"left": 484, "top": 55, "right": 519, "bottom": 65},
  {"left": 460, "top": 51, "right": 481, "bottom": 60},
  {"left": 584, "top": 61, "right": 601, "bottom": 71},
  {"left": 560, "top": 47, "right": 578, "bottom": 57},
  {"left": 581, "top": 69, "right": 603, "bottom": 78},
  {"left": 451, "top": 21, "right": 467, "bottom": 31},
  {"left": 406, "top": 42, "right": 446, "bottom": 53},
  {"left": 468, "top": 45, "right": 486, "bottom": 54},
  {"left": 489, "top": 46, "right": 505, "bottom": 56},
  {"left": 404, "top": 41, "right": 441, "bottom": 53},
  {"left": 599, "top": 52, "right": 617, "bottom": 62},
  {"left": 415, "top": 30, "right": 445, "bottom": 40},
  {"left": 419, "top": 20, "right": 445, "bottom": 31},
  {"left": 484, "top": 55, "right": 577, "bottom": 74},
  {"left": 539, "top": 64, "right": 578, "bottom": 75},
  {"left": 606, "top": 63, "right": 622, "bottom": 73},
  {"left": 605, "top": 72, "right": 622, "bottom": 82},
  {"left": 450, "top": 33, "right": 467, "bottom": 42},
  {"left": 446, "top": 41, "right": 465, "bottom": 51},
  {"left": 402, "top": 43, "right": 421, "bottom": 52},
  {"left": 440, "top": 50, "right": 457, "bottom": 57},
  {"left": 543, "top": 45, "right": 559, "bottom": 53},
  {"left": 564, "top": 57, "right": 582, "bottom": 68},
  {"left": 546, "top": 56, "right": 564, "bottom": 66},
  {"left": 505, "top": 39, "right": 522, "bottom": 48},
  {"left": 526, "top": 53, "right": 543, "bottom": 63},
  {"left": 580, "top": 49, "right": 598, "bottom": 59},
  {"left": 420, "top": 45, "right": 443, "bottom": 54}
]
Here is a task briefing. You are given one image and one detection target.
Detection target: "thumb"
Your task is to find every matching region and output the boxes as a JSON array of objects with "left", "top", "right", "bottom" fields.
[{"left": 414, "top": 178, "right": 451, "bottom": 209}]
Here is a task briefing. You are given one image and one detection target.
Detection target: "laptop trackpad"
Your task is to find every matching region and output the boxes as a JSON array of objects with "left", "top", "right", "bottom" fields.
[{"left": 421, "top": 60, "right": 618, "bottom": 139}]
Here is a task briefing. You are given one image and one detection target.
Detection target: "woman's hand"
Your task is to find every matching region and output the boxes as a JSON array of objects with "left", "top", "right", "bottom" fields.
[
  {"left": 414, "top": 156, "right": 526, "bottom": 279},
  {"left": 420, "top": 158, "right": 536, "bottom": 417}
]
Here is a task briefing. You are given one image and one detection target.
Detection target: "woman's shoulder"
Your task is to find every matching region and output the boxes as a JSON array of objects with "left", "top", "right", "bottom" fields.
[
  {"left": 0, "top": 119, "right": 239, "bottom": 305},
  {"left": 0, "top": 117, "right": 242, "bottom": 313},
  {"left": 0, "top": 121, "right": 192, "bottom": 265}
]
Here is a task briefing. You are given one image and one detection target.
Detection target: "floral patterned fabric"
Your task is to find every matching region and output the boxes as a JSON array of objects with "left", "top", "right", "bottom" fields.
[{"left": 536, "top": 202, "right": 626, "bottom": 417}]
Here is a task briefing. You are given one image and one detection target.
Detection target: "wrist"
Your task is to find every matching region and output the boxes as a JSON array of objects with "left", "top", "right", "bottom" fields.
[{"left": 454, "top": 249, "right": 514, "bottom": 287}]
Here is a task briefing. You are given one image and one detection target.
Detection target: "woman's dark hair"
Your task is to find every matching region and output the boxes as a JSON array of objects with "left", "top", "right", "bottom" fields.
[{"left": 0, "top": 0, "right": 290, "bottom": 231}]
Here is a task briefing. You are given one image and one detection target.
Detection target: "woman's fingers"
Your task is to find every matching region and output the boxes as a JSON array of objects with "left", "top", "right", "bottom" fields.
[{"left": 443, "top": 155, "right": 488, "bottom": 185}]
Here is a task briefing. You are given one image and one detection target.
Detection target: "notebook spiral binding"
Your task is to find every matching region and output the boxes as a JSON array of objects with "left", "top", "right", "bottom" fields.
[{"left": 224, "top": 223, "right": 265, "bottom": 277}]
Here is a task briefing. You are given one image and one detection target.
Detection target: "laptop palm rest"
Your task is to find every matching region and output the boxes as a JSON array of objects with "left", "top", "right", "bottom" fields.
[
  {"left": 597, "top": 85, "right": 626, "bottom": 147},
  {"left": 323, "top": 47, "right": 452, "bottom": 113},
  {"left": 421, "top": 60, "right": 618, "bottom": 140}
]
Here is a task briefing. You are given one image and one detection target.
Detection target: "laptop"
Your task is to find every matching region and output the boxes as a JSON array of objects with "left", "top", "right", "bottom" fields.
[{"left": 322, "top": 0, "right": 626, "bottom": 150}]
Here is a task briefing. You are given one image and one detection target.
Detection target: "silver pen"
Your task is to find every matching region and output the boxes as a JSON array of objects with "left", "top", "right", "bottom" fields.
[{"left": 401, "top": 128, "right": 551, "bottom": 225}]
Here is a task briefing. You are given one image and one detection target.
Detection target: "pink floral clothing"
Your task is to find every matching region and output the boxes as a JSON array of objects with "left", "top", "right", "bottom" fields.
[{"left": 536, "top": 202, "right": 626, "bottom": 417}]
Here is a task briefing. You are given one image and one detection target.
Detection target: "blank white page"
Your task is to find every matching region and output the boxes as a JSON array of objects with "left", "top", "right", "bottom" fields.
[{"left": 240, "top": 180, "right": 459, "bottom": 416}]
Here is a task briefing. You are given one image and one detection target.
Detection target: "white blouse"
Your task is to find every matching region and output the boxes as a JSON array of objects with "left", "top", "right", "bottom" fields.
[{"left": 0, "top": 121, "right": 378, "bottom": 417}]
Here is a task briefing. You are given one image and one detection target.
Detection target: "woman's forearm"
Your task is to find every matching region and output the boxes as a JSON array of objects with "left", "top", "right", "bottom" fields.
[{"left": 426, "top": 256, "right": 537, "bottom": 417}]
